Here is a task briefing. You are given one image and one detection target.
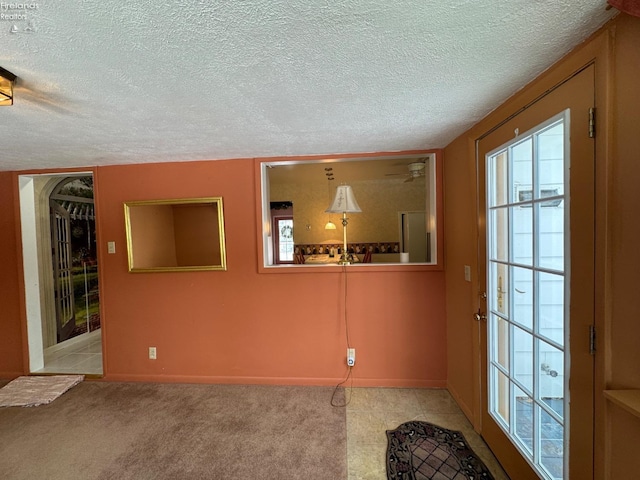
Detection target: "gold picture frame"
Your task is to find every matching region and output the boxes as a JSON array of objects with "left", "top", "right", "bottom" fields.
[{"left": 124, "top": 197, "right": 227, "bottom": 272}]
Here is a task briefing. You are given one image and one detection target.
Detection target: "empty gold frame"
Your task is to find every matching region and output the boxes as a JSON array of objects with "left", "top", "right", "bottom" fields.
[{"left": 124, "top": 198, "right": 227, "bottom": 272}]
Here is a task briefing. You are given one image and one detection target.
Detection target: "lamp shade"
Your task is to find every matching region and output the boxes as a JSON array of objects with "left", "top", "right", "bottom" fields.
[{"left": 326, "top": 185, "right": 362, "bottom": 213}]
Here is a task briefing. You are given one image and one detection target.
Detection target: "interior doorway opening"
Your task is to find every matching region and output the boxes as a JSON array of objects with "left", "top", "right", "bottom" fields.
[{"left": 18, "top": 172, "right": 103, "bottom": 376}]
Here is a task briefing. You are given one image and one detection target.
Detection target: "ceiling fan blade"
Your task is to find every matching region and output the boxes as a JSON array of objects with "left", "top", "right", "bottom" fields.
[
  {"left": 404, "top": 176, "right": 414, "bottom": 183},
  {"left": 14, "top": 80, "right": 77, "bottom": 114}
]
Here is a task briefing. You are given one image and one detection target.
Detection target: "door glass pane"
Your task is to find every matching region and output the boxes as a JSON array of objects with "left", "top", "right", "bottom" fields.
[
  {"left": 538, "top": 271, "right": 565, "bottom": 345},
  {"left": 514, "top": 385, "right": 533, "bottom": 455},
  {"left": 537, "top": 122, "right": 564, "bottom": 199},
  {"left": 538, "top": 339, "right": 564, "bottom": 419},
  {"left": 492, "top": 314, "right": 509, "bottom": 371},
  {"left": 490, "top": 261, "right": 509, "bottom": 317},
  {"left": 490, "top": 207, "right": 509, "bottom": 262},
  {"left": 512, "top": 266, "right": 533, "bottom": 329},
  {"left": 494, "top": 368, "right": 510, "bottom": 426},
  {"left": 511, "top": 137, "right": 533, "bottom": 204},
  {"left": 538, "top": 202, "right": 564, "bottom": 271},
  {"left": 490, "top": 151, "right": 508, "bottom": 207},
  {"left": 513, "top": 325, "right": 533, "bottom": 394},
  {"left": 512, "top": 204, "right": 532, "bottom": 266},
  {"left": 540, "top": 406, "right": 564, "bottom": 480}
]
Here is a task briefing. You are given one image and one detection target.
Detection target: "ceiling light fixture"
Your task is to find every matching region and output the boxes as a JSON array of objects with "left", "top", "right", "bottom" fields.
[
  {"left": 0, "top": 67, "right": 17, "bottom": 106},
  {"left": 324, "top": 173, "right": 337, "bottom": 231}
]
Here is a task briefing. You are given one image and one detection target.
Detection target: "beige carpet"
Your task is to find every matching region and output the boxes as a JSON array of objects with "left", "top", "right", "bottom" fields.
[
  {"left": 0, "top": 375, "right": 84, "bottom": 407},
  {"left": 0, "top": 382, "right": 347, "bottom": 480}
]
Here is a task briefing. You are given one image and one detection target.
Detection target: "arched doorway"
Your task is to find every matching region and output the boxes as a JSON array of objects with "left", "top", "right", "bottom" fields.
[{"left": 18, "top": 172, "right": 103, "bottom": 375}]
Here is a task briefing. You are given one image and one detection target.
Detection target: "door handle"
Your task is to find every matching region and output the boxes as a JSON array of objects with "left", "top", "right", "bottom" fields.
[{"left": 473, "top": 309, "right": 487, "bottom": 322}]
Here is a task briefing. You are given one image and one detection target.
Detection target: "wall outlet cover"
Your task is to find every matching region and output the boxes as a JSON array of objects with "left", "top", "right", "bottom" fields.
[{"left": 347, "top": 348, "right": 356, "bottom": 366}]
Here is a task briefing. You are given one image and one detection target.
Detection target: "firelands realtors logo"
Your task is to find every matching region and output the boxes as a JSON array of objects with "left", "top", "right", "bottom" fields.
[{"left": 1, "top": 3, "right": 39, "bottom": 34}]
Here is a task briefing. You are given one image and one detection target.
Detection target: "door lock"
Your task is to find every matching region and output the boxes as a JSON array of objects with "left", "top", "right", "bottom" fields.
[{"left": 473, "top": 309, "right": 487, "bottom": 322}]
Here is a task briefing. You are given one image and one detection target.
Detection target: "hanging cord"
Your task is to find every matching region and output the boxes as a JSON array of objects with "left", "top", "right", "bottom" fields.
[
  {"left": 331, "top": 264, "right": 353, "bottom": 407},
  {"left": 331, "top": 365, "right": 353, "bottom": 407}
]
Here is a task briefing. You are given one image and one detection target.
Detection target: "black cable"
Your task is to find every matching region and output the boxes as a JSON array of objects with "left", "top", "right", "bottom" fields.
[
  {"left": 343, "top": 264, "right": 351, "bottom": 350},
  {"left": 331, "top": 365, "right": 353, "bottom": 407},
  {"left": 332, "top": 264, "right": 353, "bottom": 407}
]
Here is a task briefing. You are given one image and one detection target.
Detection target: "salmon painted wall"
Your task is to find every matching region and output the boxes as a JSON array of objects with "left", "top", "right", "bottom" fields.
[
  {"left": 96, "top": 158, "right": 446, "bottom": 386},
  {"left": 443, "top": 13, "right": 640, "bottom": 479},
  {"left": 0, "top": 172, "right": 24, "bottom": 377},
  {"left": 442, "top": 138, "right": 477, "bottom": 420}
]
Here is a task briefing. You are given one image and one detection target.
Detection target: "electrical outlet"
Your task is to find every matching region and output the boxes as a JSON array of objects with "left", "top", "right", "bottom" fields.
[
  {"left": 347, "top": 348, "right": 356, "bottom": 367},
  {"left": 149, "top": 347, "right": 157, "bottom": 360}
]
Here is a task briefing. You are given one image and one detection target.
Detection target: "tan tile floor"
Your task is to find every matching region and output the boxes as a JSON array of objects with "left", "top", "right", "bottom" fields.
[
  {"left": 346, "top": 387, "right": 510, "bottom": 480},
  {"left": 34, "top": 330, "right": 103, "bottom": 376}
]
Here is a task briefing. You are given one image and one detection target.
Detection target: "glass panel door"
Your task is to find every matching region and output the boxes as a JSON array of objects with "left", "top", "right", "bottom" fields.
[
  {"left": 51, "top": 200, "right": 76, "bottom": 343},
  {"left": 274, "top": 216, "right": 294, "bottom": 264},
  {"left": 486, "top": 114, "right": 568, "bottom": 480}
]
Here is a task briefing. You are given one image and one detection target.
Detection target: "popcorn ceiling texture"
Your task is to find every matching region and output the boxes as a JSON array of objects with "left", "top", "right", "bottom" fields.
[{"left": 1, "top": 1, "right": 615, "bottom": 171}]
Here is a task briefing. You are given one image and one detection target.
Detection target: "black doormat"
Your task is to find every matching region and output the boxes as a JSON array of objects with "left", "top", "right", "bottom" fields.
[{"left": 386, "top": 421, "right": 495, "bottom": 479}]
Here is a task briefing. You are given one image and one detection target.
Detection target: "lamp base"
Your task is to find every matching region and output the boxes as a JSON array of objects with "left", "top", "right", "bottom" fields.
[{"left": 337, "top": 253, "right": 355, "bottom": 265}]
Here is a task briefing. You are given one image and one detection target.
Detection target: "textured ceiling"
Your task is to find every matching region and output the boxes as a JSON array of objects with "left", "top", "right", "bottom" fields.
[{"left": 1, "top": 1, "right": 615, "bottom": 171}]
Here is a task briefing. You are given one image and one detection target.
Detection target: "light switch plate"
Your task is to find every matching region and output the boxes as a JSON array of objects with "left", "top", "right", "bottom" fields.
[
  {"left": 107, "top": 241, "right": 116, "bottom": 254},
  {"left": 464, "top": 265, "right": 471, "bottom": 282}
]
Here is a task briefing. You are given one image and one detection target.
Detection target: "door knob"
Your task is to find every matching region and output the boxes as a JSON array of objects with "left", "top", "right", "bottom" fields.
[{"left": 473, "top": 310, "right": 487, "bottom": 322}]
